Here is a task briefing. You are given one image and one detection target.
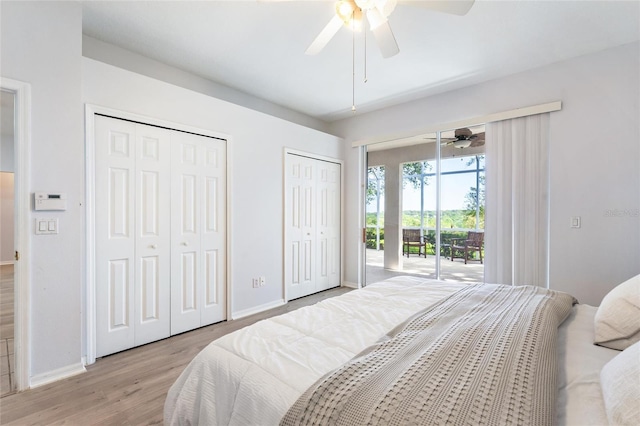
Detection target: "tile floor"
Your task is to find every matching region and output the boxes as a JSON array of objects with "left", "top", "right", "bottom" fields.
[{"left": 1, "top": 264, "right": 15, "bottom": 396}]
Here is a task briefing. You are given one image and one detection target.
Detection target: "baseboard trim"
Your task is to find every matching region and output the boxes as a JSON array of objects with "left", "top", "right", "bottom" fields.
[
  {"left": 231, "top": 299, "right": 286, "bottom": 320},
  {"left": 30, "top": 362, "right": 86, "bottom": 389},
  {"left": 342, "top": 281, "right": 359, "bottom": 289}
]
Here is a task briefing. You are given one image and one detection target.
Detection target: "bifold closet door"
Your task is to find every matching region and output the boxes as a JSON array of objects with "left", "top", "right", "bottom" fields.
[
  {"left": 285, "top": 154, "right": 340, "bottom": 300},
  {"left": 315, "top": 160, "right": 341, "bottom": 292},
  {"left": 95, "top": 116, "right": 171, "bottom": 357},
  {"left": 170, "top": 132, "right": 226, "bottom": 335},
  {"left": 285, "top": 155, "right": 316, "bottom": 300}
]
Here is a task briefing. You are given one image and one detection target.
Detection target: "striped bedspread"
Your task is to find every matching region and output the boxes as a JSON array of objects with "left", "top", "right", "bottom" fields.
[{"left": 281, "top": 284, "right": 576, "bottom": 426}]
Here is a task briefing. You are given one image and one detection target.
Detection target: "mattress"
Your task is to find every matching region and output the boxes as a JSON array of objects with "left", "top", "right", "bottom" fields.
[{"left": 165, "top": 276, "right": 618, "bottom": 425}]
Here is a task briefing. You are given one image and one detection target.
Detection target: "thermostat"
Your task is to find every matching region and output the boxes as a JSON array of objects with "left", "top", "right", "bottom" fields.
[{"left": 34, "top": 192, "right": 67, "bottom": 211}]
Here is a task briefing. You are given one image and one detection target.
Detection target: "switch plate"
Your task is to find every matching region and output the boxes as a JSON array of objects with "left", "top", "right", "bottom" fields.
[
  {"left": 35, "top": 218, "right": 58, "bottom": 235},
  {"left": 570, "top": 216, "right": 581, "bottom": 229}
]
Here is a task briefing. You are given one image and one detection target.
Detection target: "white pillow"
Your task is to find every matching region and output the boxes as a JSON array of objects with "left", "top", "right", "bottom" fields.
[
  {"left": 600, "top": 341, "right": 640, "bottom": 425},
  {"left": 594, "top": 274, "right": 640, "bottom": 350}
]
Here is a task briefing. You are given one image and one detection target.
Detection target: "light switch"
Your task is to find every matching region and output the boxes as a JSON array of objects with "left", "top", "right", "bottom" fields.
[
  {"left": 570, "top": 216, "right": 581, "bottom": 228},
  {"left": 35, "top": 218, "right": 58, "bottom": 235}
]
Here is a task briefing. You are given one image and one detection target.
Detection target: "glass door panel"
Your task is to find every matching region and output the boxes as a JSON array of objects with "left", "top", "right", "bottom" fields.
[{"left": 439, "top": 125, "right": 486, "bottom": 282}]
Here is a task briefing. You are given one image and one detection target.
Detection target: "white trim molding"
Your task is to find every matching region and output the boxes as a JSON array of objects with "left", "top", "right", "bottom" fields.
[
  {"left": 30, "top": 362, "right": 86, "bottom": 389},
  {"left": 1, "top": 77, "right": 32, "bottom": 392},
  {"left": 353, "top": 101, "right": 562, "bottom": 148},
  {"left": 232, "top": 299, "right": 286, "bottom": 320}
]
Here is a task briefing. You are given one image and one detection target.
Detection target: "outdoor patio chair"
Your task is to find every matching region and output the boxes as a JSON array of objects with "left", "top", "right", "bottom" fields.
[
  {"left": 450, "top": 231, "right": 484, "bottom": 264},
  {"left": 402, "top": 229, "right": 427, "bottom": 258}
]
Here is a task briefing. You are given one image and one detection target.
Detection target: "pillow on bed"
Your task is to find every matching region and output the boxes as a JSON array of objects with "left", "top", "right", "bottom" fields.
[
  {"left": 600, "top": 341, "right": 640, "bottom": 426},
  {"left": 594, "top": 274, "right": 640, "bottom": 350}
]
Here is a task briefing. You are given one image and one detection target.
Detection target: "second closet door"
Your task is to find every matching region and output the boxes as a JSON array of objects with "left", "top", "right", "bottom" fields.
[{"left": 285, "top": 153, "right": 340, "bottom": 301}]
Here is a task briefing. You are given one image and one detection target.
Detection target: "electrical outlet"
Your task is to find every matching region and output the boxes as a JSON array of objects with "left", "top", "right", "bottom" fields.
[
  {"left": 259, "top": 276, "right": 266, "bottom": 287},
  {"left": 252, "top": 278, "right": 260, "bottom": 288}
]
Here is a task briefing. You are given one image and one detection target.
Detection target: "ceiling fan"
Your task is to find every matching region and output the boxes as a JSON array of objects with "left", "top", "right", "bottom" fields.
[
  {"left": 440, "top": 128, "right": 485, "bottom": 149},
  {"left": 305, "top": 0, "right": 476, "bottom": 58}
]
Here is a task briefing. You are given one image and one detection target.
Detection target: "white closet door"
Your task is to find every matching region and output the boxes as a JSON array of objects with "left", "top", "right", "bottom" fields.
[
  {"left": 316, "top": 161, "right": 341, "bottom": 291},
  {"left": 96, "top": 117, "right": 136, "bottom": 357},
  {"left": 96, "top": 117, "right": 171, "bottom": 356},
  {"left": 171, "top": 132, "right": 226, "bottom": 334},
  {"left": 133, "top": 124, "right": 171, "bottom": 346},
  {"left": 200, "top": 139, "right": 227, "bottom": 326},
  {"left": 285, "top": 155, "right": 316, "bottom": 300}
]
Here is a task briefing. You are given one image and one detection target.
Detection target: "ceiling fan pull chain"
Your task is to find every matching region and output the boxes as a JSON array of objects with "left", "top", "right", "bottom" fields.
[
  {"left": 364, "top": 23, "right": 368, "bottom": 83},
  {"left": 352, "top": 12, "right": 357, "bottom": 112}
]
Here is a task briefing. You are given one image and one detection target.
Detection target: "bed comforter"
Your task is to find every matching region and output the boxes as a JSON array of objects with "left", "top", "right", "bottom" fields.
[
  {"left": 164, "top": 277, "right": 612, "bottom": 426},
  {"left": 281, "top": 284, "right": 575, "bottom": 426}
]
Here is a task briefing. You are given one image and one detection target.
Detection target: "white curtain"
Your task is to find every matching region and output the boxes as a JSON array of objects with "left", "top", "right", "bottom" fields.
[{"left": 484, "top": 113, "right": 550, "bottom": 287}]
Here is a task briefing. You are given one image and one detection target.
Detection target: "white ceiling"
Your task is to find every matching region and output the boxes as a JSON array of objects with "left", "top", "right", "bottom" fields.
[{"left": 82, "top": 0, "right": 640, "bottom": 122}]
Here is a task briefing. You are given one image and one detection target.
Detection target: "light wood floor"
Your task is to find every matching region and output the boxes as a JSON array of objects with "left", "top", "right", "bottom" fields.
[{"left": 0, "top": 286, "right": 352, "bottom": 425}]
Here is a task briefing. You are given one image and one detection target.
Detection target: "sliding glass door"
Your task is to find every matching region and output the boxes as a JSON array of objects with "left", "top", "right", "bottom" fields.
[{"left": 364, "top": 125, "right": 485, "bottom": 285}]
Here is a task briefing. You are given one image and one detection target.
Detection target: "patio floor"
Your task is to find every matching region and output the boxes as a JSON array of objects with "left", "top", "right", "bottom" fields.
[{"left": 365, "top": 249, "right": 484, "bottom": 285}]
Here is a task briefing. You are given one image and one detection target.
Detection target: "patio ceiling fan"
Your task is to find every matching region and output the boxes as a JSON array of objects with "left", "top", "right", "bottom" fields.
[
  {"left": 265, "top": 0, "right": 475, "bottom": 58},
  {"left": 441, "top": 128, "right": 485, "bottom": 149},
  {"left": 423, "top": 128, "right": 485, "bottom": 149}
]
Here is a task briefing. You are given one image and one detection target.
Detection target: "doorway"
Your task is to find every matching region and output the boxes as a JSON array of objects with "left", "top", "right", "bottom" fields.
[
  {"left": 364, "top": 125, "right": 486, "bottom": 285},
  {"left": 0, "top": 89, "right": 16, "bottom": 396}
]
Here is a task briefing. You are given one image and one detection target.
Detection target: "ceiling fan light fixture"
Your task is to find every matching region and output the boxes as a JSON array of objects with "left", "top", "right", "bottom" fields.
[
  {"left": 453, "top": 139, "right": 472, "bottom": 149},
  {"left": 336, "top": 0, "right": 364, "bottom": 30}
]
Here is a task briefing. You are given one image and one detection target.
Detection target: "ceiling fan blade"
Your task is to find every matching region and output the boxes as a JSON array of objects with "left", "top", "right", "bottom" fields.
[
  {"left": 470, "top": 133, "right": 485, "bottom": 147},
  {"left": 305, "top": 15, "right": 343, "bottom": 55},
  {"left": 371, "top": 21, "right": 399, "bottom": 58},
  {"left": 399, "top": 0, "right": 475, "bottom": 16}
]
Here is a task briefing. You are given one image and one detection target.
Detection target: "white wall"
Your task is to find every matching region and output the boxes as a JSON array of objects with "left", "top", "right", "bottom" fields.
[
  {"left": 82, "top": 58, "right": 343, "bottom": 316},
  {"left": 1, "top": 1, "right": 85, "bottom": 378},
  {"left": 82, "top": 35, "right": 331, "bottom": 135},
  {"left": 332, "top": 42, "right": 640, "bottom": 306}
]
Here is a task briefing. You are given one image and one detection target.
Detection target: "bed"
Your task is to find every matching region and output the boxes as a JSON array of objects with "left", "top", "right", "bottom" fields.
[{"left": 164, "top": 275, "right": 640, "bottom": 425}]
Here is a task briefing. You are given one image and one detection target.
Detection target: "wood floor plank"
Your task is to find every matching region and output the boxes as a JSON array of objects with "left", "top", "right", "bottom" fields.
[{"left": 0, "top": 286, "right": 352, "bottom": 425}]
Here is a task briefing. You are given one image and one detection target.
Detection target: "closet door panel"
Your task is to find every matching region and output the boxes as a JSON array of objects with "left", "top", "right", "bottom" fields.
[
  {"left": 171, "top": 134, "right": 203, "bottom": 335},
  {"left": 133, "top": 124, "right": 171, "bottom": 346},
  {"left": 316, "top": 161, "right": 341, "bottom": 291},
  {"left": 96, "top": 116, "right": 136, "bottom": 357},
  {"left": 201, "top": 141, "right": 226, "bottom": 326},
  {"left": 285, "top": 155, "right": 316, "bottom": 300}
]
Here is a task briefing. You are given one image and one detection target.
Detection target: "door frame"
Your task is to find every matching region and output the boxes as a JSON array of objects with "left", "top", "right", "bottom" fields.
[
  {"left": 1, "top": 77, "right": 32, "bottom": 391},
  {"left": 283, "top": 148, "right": 344, "bottom": 302},
  {"left": 84, "top": 105, "right": 232, "bottom": 365}
]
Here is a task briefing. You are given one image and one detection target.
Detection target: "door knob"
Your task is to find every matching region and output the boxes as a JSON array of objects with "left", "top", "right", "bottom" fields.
[
  {"left": 150, "top": 244, "right": 157, "bottom": 249},
  {"left": 182, "top": 242, "right": 189, "bottom": 246}
]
